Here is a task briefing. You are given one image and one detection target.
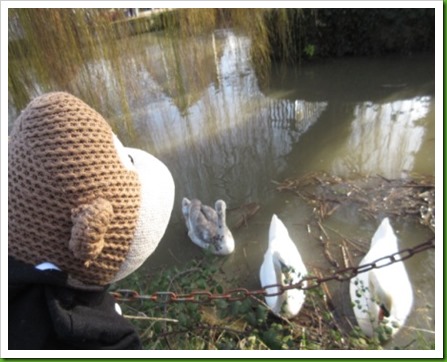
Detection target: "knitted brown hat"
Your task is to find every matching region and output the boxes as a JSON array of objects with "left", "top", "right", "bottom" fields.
[{"left": 9, "top": 92, "right": 174, "bottom": 285}]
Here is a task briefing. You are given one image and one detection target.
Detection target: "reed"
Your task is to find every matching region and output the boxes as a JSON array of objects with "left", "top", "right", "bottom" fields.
[
  {"left": 8, "top": 8, "right": 433, "bottom": 130},
  {"left": 8, "top": 9, "right": 297, "bottom": 120}
]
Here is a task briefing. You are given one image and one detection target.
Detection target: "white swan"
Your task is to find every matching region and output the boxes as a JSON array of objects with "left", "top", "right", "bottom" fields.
[
  {"left": 259, "top": 214, "right": 308, "bottom": 318},
  {"left": 181, "top": 198, "right": 235, "bottom": 255},
  {"left": 350, "top": 217, "right": 413, "bottom": 339}
]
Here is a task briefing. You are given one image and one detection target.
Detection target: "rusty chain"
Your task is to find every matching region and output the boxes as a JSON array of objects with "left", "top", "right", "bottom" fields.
[{"left": 111, "top": 237, "right": 434, "bottom": 304}]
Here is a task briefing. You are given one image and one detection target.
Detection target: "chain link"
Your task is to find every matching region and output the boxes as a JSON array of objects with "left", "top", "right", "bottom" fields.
[{"left": 111, "top": 237, "right": 434, "bottom": 303}]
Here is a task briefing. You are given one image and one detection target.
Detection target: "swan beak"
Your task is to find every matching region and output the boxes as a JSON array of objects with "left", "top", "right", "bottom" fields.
[{"left": 378, "top": 303, "right": 390, "bottom": 321}]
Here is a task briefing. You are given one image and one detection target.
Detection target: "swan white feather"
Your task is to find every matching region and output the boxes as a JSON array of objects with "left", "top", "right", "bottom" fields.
[
  {"left": 260, "top": 214, "right": 307, "bottom": 318},
  {"left": 349, "top": 217, "right": 413, "bottom": 339}
]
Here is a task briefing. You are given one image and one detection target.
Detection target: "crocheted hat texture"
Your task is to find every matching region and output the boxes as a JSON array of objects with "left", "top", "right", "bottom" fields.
[{"left": 8, "top": 92, "right": 141, "bottom": 285}]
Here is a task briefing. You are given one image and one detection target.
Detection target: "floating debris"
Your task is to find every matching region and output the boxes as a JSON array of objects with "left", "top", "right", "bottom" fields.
[
  {"left": 273, "top": 171, "right": 435, "bottom": 231},
  {"left": 227, "top": 202, "right": 261, "bottom": 229}
]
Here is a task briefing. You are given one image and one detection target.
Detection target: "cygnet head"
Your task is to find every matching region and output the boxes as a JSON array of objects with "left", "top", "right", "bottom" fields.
[
  {"left": 215, "top": 199, "right": 227, "bottom": 215},
  {"left": 214, "top": 200, "right": 235, "bottom": 255},
  {"left": 181, "top": 197, "right": 191, "bottom": 216}
]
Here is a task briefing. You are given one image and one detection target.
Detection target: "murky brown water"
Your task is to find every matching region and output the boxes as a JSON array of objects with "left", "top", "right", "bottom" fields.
[
  {"left": 129, "top": 31, "right": 434, "bottom": 349},
  {"left": 9, "top": 29, "right": 435, "bottom": 349}
]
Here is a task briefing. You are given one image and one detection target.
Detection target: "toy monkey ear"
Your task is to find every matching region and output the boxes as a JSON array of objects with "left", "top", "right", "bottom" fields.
[{"left": 69, "top": 198, "right": 114, "bottom": 267}]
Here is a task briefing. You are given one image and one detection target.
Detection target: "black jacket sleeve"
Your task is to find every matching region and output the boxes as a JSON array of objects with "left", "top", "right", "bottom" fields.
[{"left": 9, "top": 257, "right": 142, "bottom": 350}]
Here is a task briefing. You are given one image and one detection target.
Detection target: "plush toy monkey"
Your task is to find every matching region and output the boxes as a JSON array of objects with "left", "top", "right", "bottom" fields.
[{"left": 8, "top": 92, "right": 175, "bottom": 349}]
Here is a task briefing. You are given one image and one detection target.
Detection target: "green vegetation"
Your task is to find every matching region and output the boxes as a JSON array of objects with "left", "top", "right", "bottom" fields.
[
  {"left": 112, "top": 255, "right": 432, "bottom": 350},
  {"left": 261, "top": 9, "right": 434, "bottom": 61}
]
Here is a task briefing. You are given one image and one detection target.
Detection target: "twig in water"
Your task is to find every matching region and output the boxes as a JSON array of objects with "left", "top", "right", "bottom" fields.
[
  {"left": 168, "top": 248, "right": 182, "bottom": 264},
  {"left": 316, "top": 221, "right": 339, "bottom": 268},
  {"left": 123, "top": 314, "right": 179, "bottom": 323},
  {"left": 340, "top": 242, "right": 351, "bottom": 268},
  {"left": 403, "top": 326, "right": 435, "bottom": 334}
]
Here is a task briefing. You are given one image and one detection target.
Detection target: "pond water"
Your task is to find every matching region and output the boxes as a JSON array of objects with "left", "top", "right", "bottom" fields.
[{"left": 9, "top": 29, "right": 435, "bottom": 349}]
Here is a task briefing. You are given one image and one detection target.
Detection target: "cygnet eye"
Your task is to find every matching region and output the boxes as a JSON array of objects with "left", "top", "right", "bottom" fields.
[{"left": 128, "top": 154, "right": 134, "bottom": 165}]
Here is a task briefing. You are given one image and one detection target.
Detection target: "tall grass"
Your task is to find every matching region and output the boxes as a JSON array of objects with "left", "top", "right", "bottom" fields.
[
  {"left": 8, "top": 8, "right": 298, "bottom": 128},
  {"left": 9, "top": 9, "right": 137, "bottom": 132},
  {"left": 8, "top": 8, "right": 435, "bottom": 124}
]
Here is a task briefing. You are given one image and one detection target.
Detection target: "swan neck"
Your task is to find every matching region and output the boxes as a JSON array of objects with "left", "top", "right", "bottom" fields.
[{"left": 217, "top": 211, "right": 226, "bottom": 230}]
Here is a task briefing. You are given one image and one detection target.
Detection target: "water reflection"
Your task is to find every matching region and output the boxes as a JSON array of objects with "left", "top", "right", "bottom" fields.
[
  {"left": 95, "top": 30, "right": 329, "bottom": 215},
  {"left": 8, "top": 28, "right": 435, "bottom": 348},
  {"left": 332, "top": 96, "right": 432, "bottom": 178}
]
